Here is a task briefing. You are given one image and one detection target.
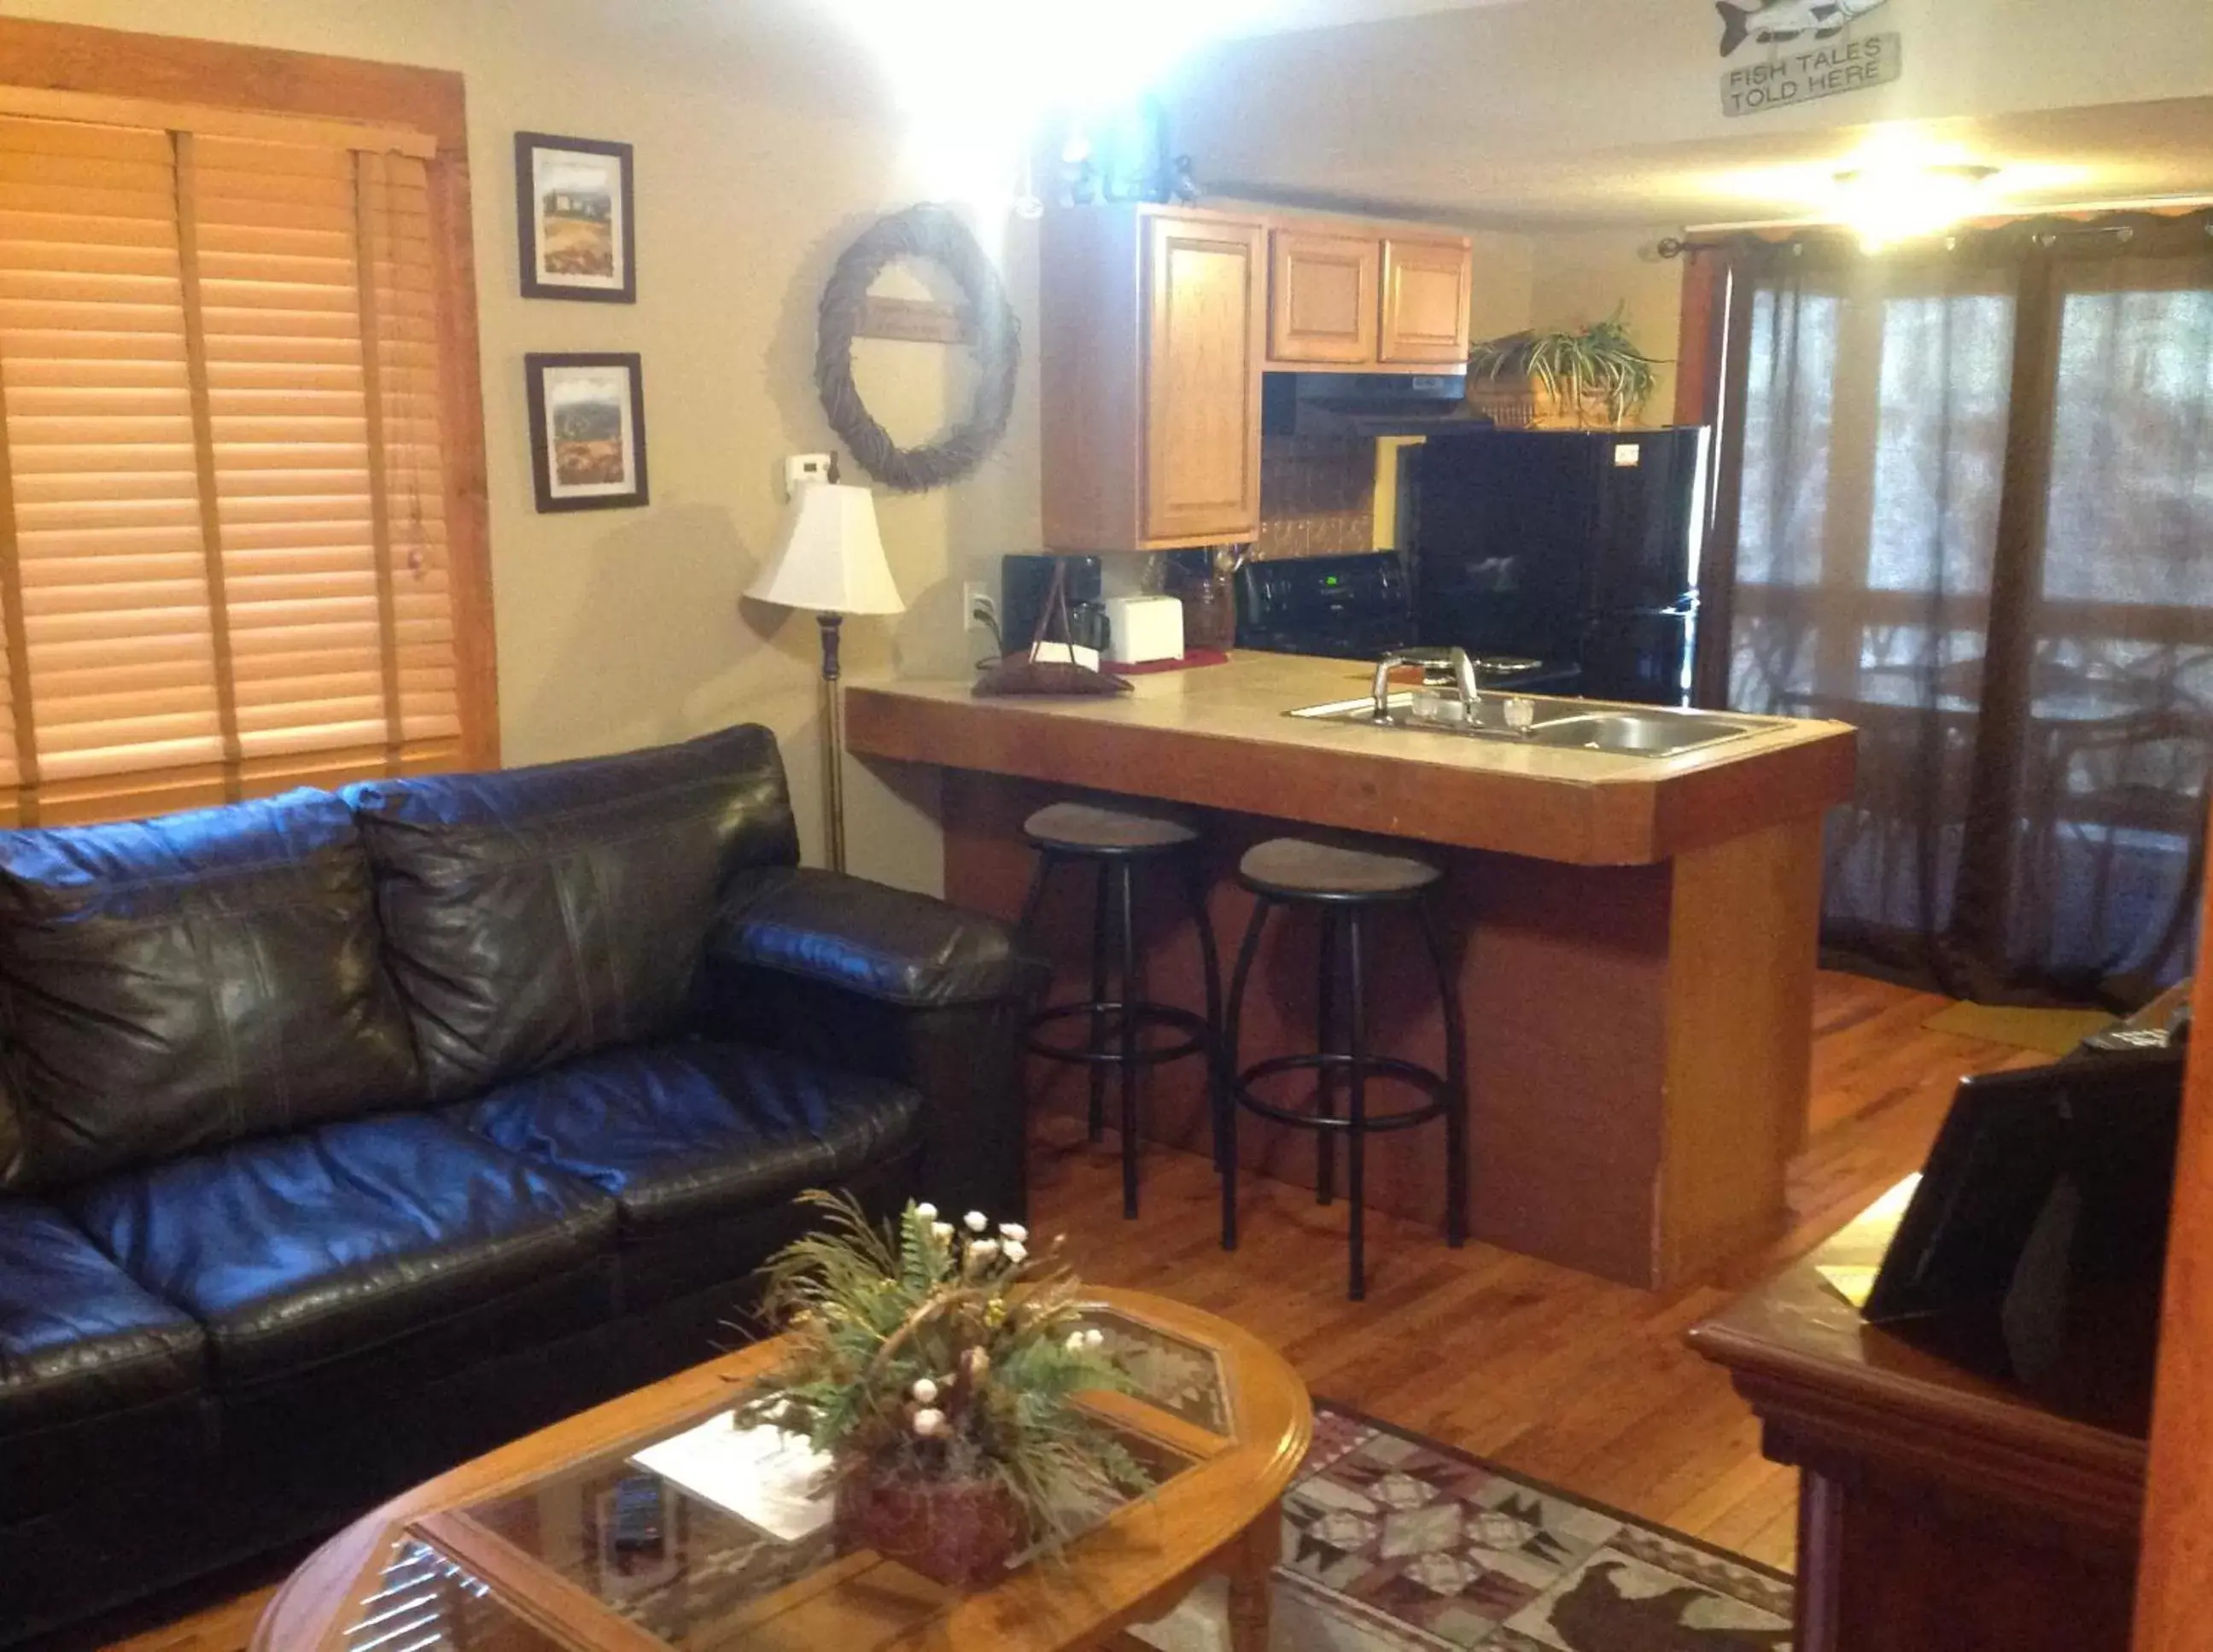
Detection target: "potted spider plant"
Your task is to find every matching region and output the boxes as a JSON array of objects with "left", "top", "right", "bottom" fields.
[
  {"left": 1466, "top": 307, "right": 1661, "bottom": 429},
  {"left": 733, "top": 1193, "right": 1151, "bottom": 1589}
]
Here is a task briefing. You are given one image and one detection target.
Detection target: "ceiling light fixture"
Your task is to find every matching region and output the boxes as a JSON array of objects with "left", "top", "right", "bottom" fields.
[{"left": 1832, "top": 162, "right": 1999, "bottom": 252}]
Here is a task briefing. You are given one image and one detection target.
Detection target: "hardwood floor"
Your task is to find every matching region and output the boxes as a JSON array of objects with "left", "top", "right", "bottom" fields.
[{"left": 89, "top": 970, "right": 2040, "bottom": 1651}]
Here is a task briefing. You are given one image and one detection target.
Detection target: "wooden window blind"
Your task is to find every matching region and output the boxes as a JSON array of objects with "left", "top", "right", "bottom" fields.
[{"left": 0, "top": 102, "right": 467, "bottom": 826}]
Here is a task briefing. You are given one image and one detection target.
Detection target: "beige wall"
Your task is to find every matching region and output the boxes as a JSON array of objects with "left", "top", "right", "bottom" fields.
[
  {"left": 1524, "top": 228, "right": 1687, "bottom": 423},
  {"left": 16, "top": 0, "right": 1048, "bottom": 895}
]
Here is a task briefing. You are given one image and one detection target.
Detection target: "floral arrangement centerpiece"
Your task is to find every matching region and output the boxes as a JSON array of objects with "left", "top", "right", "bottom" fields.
[{"left": 733, "top": 1192, "right": 1152, "bottom": 1587}]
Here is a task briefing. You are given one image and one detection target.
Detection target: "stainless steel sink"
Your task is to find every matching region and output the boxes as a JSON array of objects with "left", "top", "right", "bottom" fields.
[
  {"left": 1288, "top": 692, "right": 1591, "bottom": 738},
  {"left": 1521, "top": 712, "right": 1756, "bottom": 756},
  {"left": 1288, "top": 693, "right": 1758, "bottom": 758}
]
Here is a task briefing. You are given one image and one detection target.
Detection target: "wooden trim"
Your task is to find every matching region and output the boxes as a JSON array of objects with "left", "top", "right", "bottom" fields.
[
  {"left": 354, "top": 151, "right": 406, "bottom": 779},
  {"left": 423, "top": 134, "right": 499, "bottom": 768},
  {"left": 2133, "top": 833, "right": 2213, "bottom": 1649},
  {"left": 0, "top": 17, "right": 466, "bottom": 150},
  {"left": 172, "top": 131, "right": 244, "bottom": 802}
]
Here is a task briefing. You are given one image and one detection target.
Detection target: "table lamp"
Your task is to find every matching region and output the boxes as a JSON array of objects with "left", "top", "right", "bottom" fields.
[{"left": 746, "top": 480, "right": 905, "bottom": 873}]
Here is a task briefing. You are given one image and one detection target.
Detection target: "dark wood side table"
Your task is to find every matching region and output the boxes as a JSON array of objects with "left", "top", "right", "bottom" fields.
[{"left": 1688, "top": 1180, "right": 2149, "bottom": 1652}]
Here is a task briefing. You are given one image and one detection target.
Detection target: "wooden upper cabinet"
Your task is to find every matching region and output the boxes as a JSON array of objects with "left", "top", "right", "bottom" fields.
[
  {"left": 1143, "top": 213, "right": 1264, "bottom": 545},
  {"left": 1380, "top": 236, "right": 1473, "bottom": 365},
  {"left": 1038, "top": 206, "right": 1264, "bottom": 552},
  {"left": 1268, "top": 229, "right": 1379, "bottom": 365}
]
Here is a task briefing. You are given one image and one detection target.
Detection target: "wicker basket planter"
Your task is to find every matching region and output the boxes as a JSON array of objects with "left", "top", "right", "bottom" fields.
[{"left": 1463, "top": 377, "right": 1628, "bottom": 431}]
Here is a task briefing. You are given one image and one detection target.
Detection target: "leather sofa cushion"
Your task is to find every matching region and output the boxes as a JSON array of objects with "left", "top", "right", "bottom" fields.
[
  {"left": 347, "top": 726, "right": 800, "bottom": 1101},
  {"left": 0, "top": 791, "right": 420, "bottom": 1190},
  {"left": 449, "top": 1040, "right": 920, "bottom": 1233},
  {"left": 66, "top": 1115, "right": 616, "bottom": 1385},
  {"left": 0, "top": 1200, "right": 206, "bottom": 1435},
  {"left": 712, "top": 867, "right": 1051, "bottom": 1008}
]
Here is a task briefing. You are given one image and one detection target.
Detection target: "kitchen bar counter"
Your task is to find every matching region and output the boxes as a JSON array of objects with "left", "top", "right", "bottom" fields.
[
  {"left": 846, "top": 652, "right": 1857, "bottom": 1287},
  {"left": 847, "top": 651, "right": 1854, "bottom": 867}
]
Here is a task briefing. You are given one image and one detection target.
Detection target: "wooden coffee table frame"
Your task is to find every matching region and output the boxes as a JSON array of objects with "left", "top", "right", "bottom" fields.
[{"left": 254, "top": 1288, "right": 1312, "bottom": 1652}]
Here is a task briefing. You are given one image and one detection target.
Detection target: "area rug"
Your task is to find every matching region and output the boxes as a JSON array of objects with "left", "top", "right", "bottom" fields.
[
  {"left": 1921, "top": 999, "right": 2114, "bottom": 1055},
  {"left": 1135, "top": 1403, "right": 1794, "bottom": 1652}
]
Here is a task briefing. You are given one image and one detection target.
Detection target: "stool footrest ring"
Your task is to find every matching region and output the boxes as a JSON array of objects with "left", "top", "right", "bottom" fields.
[{"left": 1029, "top": 1000, "right": 1216, "bottom": 1070}]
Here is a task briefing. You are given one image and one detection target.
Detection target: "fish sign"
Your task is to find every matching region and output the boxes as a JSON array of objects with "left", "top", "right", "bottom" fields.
[{"left": 1716, "top": 0, "right": 1901, "bottom": 118}]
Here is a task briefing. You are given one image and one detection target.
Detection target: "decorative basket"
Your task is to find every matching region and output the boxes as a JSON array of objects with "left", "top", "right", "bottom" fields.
[
  {"left": 1463, "top": 377, "right": 1625, "bottom": 431},
  {"left": 837, "top": 1467, "right": 1029, "bottom": 1588}
]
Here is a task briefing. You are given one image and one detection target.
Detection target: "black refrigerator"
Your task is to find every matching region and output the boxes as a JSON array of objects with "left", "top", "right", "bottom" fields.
[{"left": 1406, "top": 426, "right": 1708, "bottom": 706}]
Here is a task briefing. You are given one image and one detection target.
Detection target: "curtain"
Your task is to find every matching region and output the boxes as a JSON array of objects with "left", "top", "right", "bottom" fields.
[{"left": 1709, "top": 217, "right": 2213, "bottom": 1006}]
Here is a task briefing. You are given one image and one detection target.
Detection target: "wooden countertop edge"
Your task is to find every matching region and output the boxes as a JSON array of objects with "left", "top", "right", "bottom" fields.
[{"left": 845, "top": 686, "right": 1853, "bottom": 867}]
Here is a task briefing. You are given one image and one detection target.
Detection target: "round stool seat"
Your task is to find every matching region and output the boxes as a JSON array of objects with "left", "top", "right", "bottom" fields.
[
  {"left": 1238, "top": 838, "right": 1442, "bottom": 902},
  {"left": 1024, "top": 801, "right": 1200, "bottom": 855}
]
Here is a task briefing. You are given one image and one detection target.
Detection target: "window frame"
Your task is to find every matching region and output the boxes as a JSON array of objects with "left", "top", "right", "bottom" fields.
[{"left": 0, "top": 15, "right": 497, "bottom": 787}]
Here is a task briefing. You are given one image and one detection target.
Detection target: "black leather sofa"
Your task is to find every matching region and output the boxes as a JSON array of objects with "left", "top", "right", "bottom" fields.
[{"left": 0, "top": 726, "right": 1044, "bottom": 1645}]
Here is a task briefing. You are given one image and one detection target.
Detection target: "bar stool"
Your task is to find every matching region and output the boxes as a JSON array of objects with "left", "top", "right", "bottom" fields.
[
  {"left": 1016, "top": 802, "right": 1223, "bottom": 1219},
  {"left": 1217, "top": 837, "right": 1467, "bottom": 1299}
]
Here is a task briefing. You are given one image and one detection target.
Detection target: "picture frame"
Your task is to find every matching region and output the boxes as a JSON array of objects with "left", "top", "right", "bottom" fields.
[
  {"left": 525, "top": 353, "right": 650, "bottom": 513},
  {"left": 515, "top": 131, "right": 635, "bottom": 302}
]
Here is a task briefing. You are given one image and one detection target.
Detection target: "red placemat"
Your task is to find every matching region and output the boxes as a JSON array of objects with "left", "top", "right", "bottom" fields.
[{"left": 1104, "top": 648, "right": 1233, "bottom": 677}]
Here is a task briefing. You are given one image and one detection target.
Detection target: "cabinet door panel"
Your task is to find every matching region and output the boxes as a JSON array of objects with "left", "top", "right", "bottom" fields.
[
  {"left": 1381, "top": 237, "right": 1473, "bottom": 365},
  {"left": 1269, "top": 230, "right": 1379, "bottom": 365},
  {"left": 1144, "top": 216, "right": 1264, "bottom": 545}
]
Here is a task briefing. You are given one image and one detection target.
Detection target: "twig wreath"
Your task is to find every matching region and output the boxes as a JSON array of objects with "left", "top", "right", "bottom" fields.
[{"left": 815, "top": 205, "right": 1021, "bottom": 493}]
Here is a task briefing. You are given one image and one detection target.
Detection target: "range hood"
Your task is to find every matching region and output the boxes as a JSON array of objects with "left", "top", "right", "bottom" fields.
[{"left": 1262, "top": 371, "right": 1489, "bottom": 439}]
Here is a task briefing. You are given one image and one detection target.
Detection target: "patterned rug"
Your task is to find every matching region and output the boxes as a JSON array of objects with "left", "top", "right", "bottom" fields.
[{"left": 1136, "top": 1404, "right": 1794, "bottom": 1652}]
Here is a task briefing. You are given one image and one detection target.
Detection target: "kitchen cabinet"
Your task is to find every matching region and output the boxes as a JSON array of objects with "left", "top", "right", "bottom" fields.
[
  {"left": 1268, "top": 229, "right": 1379, "bottom": 365},
  {"left": 1381, "top": 236, "right": 1474, "bottom": 364},
  {"left": 1040, "top": 206, "right": 1474, "bottom": 552},
  {"left": 1042, "top": 205, "right": 1264, "bottom": 552}
]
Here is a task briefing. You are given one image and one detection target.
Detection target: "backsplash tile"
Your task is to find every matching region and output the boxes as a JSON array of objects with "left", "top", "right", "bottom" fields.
[{"left": 1254, "top": 436, "right": 1376, "bottom": 561}]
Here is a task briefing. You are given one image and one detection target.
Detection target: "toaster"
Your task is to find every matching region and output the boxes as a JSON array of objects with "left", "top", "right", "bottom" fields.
[{"left": 1101, "top": 594, "right": 1185, "bottom": 666}]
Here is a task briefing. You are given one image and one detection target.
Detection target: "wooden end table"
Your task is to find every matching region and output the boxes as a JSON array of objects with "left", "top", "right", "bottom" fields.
[{"left": 254, "top": 1287, "right": 1311, "bottom": 1652}]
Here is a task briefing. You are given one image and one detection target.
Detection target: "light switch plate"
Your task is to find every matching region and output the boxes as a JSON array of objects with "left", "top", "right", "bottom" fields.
[{"left": 783, "top": 452, "right": 835, "bottom": 497}]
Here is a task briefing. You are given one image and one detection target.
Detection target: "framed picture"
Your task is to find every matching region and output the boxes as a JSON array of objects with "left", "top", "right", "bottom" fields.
[
  {"left": 525, "top": 353, "right": 649, "bottom": 512},
  {"left": 515, "top": 131, "right": 634, "bottom": 301}
]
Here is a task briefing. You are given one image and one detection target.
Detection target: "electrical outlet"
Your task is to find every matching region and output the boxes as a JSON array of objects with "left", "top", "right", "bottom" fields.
[
  {"left": 782, "top": 452, "right": 835, "bottom": 499},
  {"left": 962, "top": 581, "right": 1001, "bottom": 658}
]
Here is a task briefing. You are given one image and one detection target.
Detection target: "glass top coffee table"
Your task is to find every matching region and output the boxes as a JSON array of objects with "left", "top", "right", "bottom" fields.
[{"left": 254, "top": 1287, "right": 1311, "bottom": 1652}]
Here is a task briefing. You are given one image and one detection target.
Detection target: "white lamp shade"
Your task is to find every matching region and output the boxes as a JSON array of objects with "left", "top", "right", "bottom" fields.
[{"left": 746, "top": 482, "right": 906, "bottom": 616}]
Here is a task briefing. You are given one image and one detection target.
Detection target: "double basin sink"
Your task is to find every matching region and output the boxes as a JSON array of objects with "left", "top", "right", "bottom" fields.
[{"left": 1288, "top": 692, "right": 1758, "bottom": 758}]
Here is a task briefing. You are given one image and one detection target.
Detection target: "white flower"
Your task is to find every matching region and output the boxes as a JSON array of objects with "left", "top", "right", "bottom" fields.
[
  {"left": 1064, "top": 1330, "right": 1087, "bottom": 1353},
  {"left": 998, "top": 1222, "right": 1027, "bottom": 1243},
  {"left": 911, "top": 1407, "right": 945, "bottom": 1438},
  {"left": 1084, "top": 1328, "right": 1105, "bottom": 1350},
  {"left": 914, "top": 1202, "right": 937, "bottom": 1222},
  {"left": 931, "top": 1221, "right": 955, "bottom": 1242},
  {"left": 968, "top": 1238, "right": 1001, "bottom": 1263},
  {"left": 964, "top": 1211, "right": 989, "bottom": 1233},
  {"left": 910, "top": 1377, "right": 939, "bottom": 1405},
  {"left": 1001, "top": 1240, "right": 1027, "bottom": 1265}
]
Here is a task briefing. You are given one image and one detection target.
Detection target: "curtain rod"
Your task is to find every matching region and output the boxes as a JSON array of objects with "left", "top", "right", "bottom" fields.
[{"left": 1657, "top": 196, "right": 2213, "bottom": 257}]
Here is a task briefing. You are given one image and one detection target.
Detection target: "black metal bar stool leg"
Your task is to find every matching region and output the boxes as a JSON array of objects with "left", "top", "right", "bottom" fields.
[
  {"left": 1421, "top": 903, "right": 1469, "bottom": 1248},
  {"left": 1346, "top": 907, "right": 1369, "bottom": 1301},
  {"left": 1220, "top": 894, "right": 1270, "bottom": 1252},
  {"left": 1086, "top": 862, "right": 1111, "bottom": 1143},
  {"left": 1316, "top": 913, "right": 1340, "bottom": 1206},
  {"left": 1182, "top": 856, "right": 1227, "bottom": 1175},
  {"left": 1114, "top": 861, "right": 1142, "bottom": 1219}
]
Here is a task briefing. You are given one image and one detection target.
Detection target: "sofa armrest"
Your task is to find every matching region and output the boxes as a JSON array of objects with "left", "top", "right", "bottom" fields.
[
  {"left": 707, "top": 867, "right": 1048, "bottom": 1009},
  {"left": 698, "top": 868, "right": 1048, "bottom": 1219}
]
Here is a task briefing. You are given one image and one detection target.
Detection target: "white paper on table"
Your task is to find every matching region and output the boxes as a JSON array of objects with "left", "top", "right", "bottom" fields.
[{"left": 628, "top": 1414, "right": 836, "bottom": 1543}]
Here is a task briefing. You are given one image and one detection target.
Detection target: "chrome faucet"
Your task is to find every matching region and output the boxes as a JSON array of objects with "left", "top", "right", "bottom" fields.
[{"left": 1370, "top": 647, "right": 1539, "bottom": 734}]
